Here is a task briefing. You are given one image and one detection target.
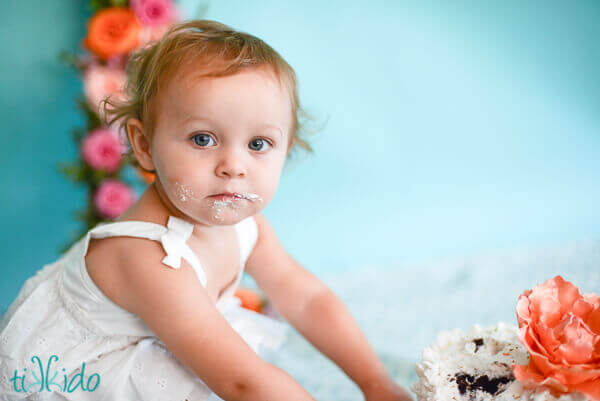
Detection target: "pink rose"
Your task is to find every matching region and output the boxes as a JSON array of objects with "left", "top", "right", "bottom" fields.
[
  {"left": 138, "top": 23, "right": 172, "bottom": 47},
  {"left": 514, "top": 276, "right": 600, "bottom": 400},
  {"left": 81, "top": 129, "right": 123, "bottom": 172},
  {"left": 94, "top": 180, "right": 135, "bottom": 219},
  {"left": 83, "top": 64, "right": 127, "bottom": 117},
  {"left": 130, "top": 0, "right": 177, "bottom": 27}
]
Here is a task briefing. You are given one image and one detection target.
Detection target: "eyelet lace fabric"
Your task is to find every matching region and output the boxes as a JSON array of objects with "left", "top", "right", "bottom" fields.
[
  {"left": 55, "top": 265, "right": 109, "bottom": 338},
  {"left": 0, "top": 216, "right": 289, "bottom": 401}
]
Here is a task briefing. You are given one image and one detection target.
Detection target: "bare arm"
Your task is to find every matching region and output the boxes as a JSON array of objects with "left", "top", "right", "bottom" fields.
[
  {"left": 110, "top": 239, "right": 315, "bottom": 401},
  {"left": 296, "top": 289, "right": 400, "bottom": 397},
  {"left": 245, "top": 214, "right": 402, "bottom": 398}
]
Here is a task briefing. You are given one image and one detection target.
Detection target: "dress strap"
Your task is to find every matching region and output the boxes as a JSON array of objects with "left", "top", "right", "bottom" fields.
[
  {"left": 88, "top": 216, "right": 208, "bottom": 288},
  {"left": 235, "top": 215, "right": 258, "bottom": 262}
]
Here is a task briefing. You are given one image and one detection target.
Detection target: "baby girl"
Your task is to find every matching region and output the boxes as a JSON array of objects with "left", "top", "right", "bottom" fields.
[{"left": 0, "top": 20, "right": 412, "bottom": 401}]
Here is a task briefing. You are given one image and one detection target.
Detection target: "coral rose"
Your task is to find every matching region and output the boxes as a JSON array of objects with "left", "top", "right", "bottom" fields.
[
  {"left": 81, "top": 128, "right": 122, "bottom": 172},
  {"left": 83, "top": 8, "right": 141, "bottom": 60},
  {"left": 94, "top": 179, "right": 135, "bottom": 219},
  {"left": 514, "top": 275, "right": 600, "bottom": 400}
]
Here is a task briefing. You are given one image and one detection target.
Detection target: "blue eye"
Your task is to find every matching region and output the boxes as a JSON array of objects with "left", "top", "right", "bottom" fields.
[
  {"left": 191, "top": 133, "right": 215, "bottom": 147},
  {"left": 249, "top": 138, "right": 272, "bottom": 152}
]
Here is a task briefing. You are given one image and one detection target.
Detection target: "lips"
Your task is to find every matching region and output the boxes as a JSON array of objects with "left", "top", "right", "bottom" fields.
[{"left": 209, "top": 192, "right": 245, "bottom": 201}]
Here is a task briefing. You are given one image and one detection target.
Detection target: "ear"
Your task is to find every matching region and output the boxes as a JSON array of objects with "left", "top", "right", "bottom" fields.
[{"left": 126, "top": 118, "right": 155, "bottom": 172}]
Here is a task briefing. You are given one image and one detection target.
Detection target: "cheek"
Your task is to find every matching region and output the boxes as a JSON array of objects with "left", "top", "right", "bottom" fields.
[
  {"left": 153, "top": 154, "right": 208, "bottom": 202},
  {"left": 162, "top": 173, "right": 211, "bottom": 205},
  {"left": 154, "top": 146, "right": 205, "bottom": 182},
  {"left": 254, "top": 161, "right": 284, "bottom": 198},
  {"left": 172, "top": 180, "right": 200, "bottom": 203}
]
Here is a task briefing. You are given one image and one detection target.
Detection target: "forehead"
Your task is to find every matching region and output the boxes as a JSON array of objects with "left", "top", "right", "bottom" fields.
[{"left": 157, "top": 66, "right": 292, "bottom": 128}]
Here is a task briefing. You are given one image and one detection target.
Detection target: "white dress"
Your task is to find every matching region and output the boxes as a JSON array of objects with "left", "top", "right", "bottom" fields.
[{"left": 0, "top": 215, "right": 289, "bottom": 401}]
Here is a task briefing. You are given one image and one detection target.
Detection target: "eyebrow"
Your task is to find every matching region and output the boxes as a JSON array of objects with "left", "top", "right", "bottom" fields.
[{"left": 181, "top": 116, "right": 283, "bottom": 138}]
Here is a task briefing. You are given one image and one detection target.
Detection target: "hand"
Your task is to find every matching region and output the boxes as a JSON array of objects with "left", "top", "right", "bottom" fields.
[{"left": 363, "top": 378, "right": 414, "bottom": 401}]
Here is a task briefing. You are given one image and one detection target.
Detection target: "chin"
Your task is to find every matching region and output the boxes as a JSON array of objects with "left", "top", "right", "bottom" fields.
[{"left": 199, "top": 210, "right": 253, "bottom": 226}]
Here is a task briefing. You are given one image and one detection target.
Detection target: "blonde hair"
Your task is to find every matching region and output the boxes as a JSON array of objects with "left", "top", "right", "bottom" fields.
[{"left": 102, "top": 19, "right": 318, "bottom": 170}]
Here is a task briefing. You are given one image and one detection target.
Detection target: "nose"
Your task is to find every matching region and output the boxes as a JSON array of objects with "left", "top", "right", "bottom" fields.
[{"left": 215, "top": 150, "right": 247, "bottom": 179}]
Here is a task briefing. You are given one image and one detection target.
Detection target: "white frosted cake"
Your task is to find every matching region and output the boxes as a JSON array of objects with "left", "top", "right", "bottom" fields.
[{"left": 411, "top": 323, "right": 589, "bottom": 401}]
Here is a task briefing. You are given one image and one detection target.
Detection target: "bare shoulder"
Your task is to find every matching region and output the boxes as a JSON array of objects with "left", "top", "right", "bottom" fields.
[
  {"left": 244, "top": 213, "right": 281, "bottom": 278},
  {"left": 244, "top": 213, "right": 328, "bottom": 326},
  {"left": 245, "top": 213, "right": 308, "bottom": 286},
  {"left": 86, "top": 235, "right": 271, "bottom": 400},
  {"left": 85, "top": 236, "right": 167, "bottom": 314},
  {"left": 250, "top": 212, "right": 273, "bottom": 235}
]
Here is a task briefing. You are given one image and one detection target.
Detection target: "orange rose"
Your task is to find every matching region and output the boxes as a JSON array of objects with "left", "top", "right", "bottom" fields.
[
  {"left": 136, "top": 166, "right": 155, "bottom": 184},
  {"left": 514, "top": 275, "right": 600, "bottom": 400},
  {"left": 83, "top": 8, "right": 142, "bottom": 60},
  {"left": 234, "top": 287, "right": 263, "bottom": 313}
]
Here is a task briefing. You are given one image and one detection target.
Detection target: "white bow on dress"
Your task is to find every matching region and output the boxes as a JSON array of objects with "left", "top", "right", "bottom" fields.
[{"left": 159, "top": 216, "right": 207, "bottom": 288}]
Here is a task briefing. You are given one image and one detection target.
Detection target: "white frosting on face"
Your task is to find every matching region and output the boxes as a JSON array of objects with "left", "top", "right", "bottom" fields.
[
  {"left": 174, "top": 181, "right": 198, "bottom": 202},
  {"left": 168, "top": 179, "right": 263, "bottom": 223},
  {"left": 146, "top": 69, "right": 289, "bottom": 227},
  {"left": 209, "top": 193, "right": 263, "bottom": 221},
  {"left": 411, "top": 323, "right": 588, "bottom": 401}
]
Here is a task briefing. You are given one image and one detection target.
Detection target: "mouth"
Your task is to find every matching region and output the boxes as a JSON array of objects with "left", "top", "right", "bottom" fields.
[{"left": 209, "top": 192, "right": 247, "bottom": 201}]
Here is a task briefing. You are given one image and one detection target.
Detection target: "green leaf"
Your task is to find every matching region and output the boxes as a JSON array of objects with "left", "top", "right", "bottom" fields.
[
  {"left": 75, "top": 97, "right": 103, "bottom": 129},
  {"left": 110, "top": 0, "right": 128, "bottom": 7},
  {"left": 75, "top": 97, "right": 88, "bottom": 112},
  {"left": 123, "top": 153, "right": 135, "bottom": 164},
  {"left": 57, "top": 50, "right": 78, "bottom": 69},
  {"left": 92, "top": 169, "right": 108, "bottom": 185},
  {"left": 71, "top": 128, "right": 85, "bottom": 144},
  {"left": 77, "top": 166, "right": 88, "bottom": 181},
  {"left": 89, "top": 0, "right": 114, "bottom": 12},
  {"left": 57, "top": 161, "right": 84, "bottom": 184}
]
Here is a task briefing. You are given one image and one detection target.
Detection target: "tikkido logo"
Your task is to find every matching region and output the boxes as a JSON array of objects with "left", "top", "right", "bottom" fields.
[{"left": 10, "top": 354, "right": 101, "bottom": 394}]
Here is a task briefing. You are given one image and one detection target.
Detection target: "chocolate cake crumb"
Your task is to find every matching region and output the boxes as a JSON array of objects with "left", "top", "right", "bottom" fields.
[
  {"left": 454, "top": 372, "right": 513, "bottom": 396},
  {"left": 472, "top": 338, "right": 484, "bottom": 352}
]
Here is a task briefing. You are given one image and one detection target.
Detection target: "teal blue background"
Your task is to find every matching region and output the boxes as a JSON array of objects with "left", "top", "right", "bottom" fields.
[{"left": 1, "top": 0, "right": 599, "bottom": 315}]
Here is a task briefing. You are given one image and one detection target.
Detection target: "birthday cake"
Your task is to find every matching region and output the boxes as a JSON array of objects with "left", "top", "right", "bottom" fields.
[{"left": 411, "top": 276, "right": 599, "bottom": 401}]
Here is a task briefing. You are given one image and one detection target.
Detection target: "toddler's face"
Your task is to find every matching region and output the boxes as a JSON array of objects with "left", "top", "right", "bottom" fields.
[{"left": 142, "top": 67, "right": 292, "bottom": 226}]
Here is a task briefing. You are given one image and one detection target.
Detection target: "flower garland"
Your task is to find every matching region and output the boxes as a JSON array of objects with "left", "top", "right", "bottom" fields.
[{"left": 57, "top": 0, "right": 202, "bottom": 253}]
